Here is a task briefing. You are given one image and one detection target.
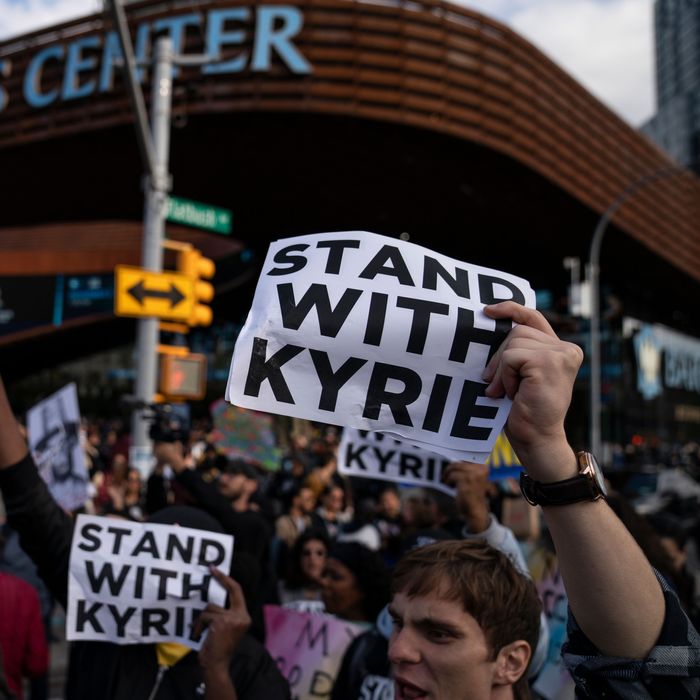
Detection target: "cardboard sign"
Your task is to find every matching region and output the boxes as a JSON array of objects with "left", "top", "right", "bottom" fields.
[
  {"left": 227, "top": 232, "right": 535, "bottom": 463},
  {"left": 210, "top": 399, "right": 282, "bottom": 471},
  {"left": 264, "top": 605, "right": 366, "bottom": 700},
  {"left": 67, "top": 515, "right": 234, "bottom": 648},
  {"left": 27, "top": 383, "right": 89, "bottom": 511}
]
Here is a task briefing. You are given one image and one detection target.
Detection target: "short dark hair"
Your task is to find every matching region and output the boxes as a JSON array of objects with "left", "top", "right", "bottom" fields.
[
  {"left": 329, "top": 541, "right": 391, "bottom": 621},
  {"left": 392, "top": 539, "right": 541, "bottom": 661}
]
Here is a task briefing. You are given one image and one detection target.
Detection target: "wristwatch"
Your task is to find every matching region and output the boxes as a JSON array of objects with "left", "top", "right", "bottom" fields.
[{"left": 520, "top": 451, "right": 607, "bottom": 506}]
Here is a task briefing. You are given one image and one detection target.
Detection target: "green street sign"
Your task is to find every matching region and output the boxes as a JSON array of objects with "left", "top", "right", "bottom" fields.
[{"left": 166, "top": 196, "right": 232, "bottom": 235}]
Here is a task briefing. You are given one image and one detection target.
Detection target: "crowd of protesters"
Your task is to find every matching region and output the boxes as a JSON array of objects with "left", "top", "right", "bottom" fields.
[{"left": 1, "top": 303, "right": 700, "bottom": 699}]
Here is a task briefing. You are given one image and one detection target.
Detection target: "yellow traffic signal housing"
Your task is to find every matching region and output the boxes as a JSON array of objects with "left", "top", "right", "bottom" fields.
[
  {"left": 177, "top": 247, "right": 216, "bottom": 326},
  {"left": 159, "top": 351, "right": 207, "bottom": 400}
]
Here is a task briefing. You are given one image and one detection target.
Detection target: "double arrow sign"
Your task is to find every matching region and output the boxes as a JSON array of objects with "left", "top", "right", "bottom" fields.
[{"left": 114, "top": 266, "right": 194, "bottom": 321}]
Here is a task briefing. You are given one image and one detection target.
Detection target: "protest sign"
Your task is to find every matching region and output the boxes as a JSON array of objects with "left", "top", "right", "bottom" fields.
[
  {"left": 338, "top": 428, "right": 523, "bottom": 493},
  {"left": 530, "top": 551, "right": 576, "bottom": 700},
  {"left": 264, "top": 605, "right": 365, "bottom": 700},
  {"left": 27, "top": 383, "right": 88, "bottom": 511},
  {"left": 67, "top": 514, "right": 234, "bottom": 648},
  {"left": 210, "top": 399, "right": 282, "bottom": 471},
  {"left": 360, "top": 676, "right": 394, "bottom": 700},
  {"left": 226, "top": 231, "right": 535, "bottom": 463},
  {"left": 338, "top": 428, "right": 454, "bottom": 494}
]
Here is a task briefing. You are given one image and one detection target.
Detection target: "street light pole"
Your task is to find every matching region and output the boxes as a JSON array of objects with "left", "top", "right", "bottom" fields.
[
  {"left": 106, "top": 0, "right": 219, "bottom": 472},
  {"left": 588, "top": 164, "right": 689, "bottom": 460},
  {"left": 130, "top": 35, "right": 173, "bottom": 456}
]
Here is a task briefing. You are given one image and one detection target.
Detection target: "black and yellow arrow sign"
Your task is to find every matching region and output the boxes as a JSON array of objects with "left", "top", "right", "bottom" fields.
[{"left": 115, "top": 266, "right": 194, "bottom": 321}]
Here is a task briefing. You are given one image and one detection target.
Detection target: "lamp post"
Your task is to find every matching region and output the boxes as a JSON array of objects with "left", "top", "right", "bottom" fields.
[
  {"left": 106, "top": 0, "right": 217, "bottom": 471},
  {"left": 588, "top": 164, "right": 690, "bottom": 460}
]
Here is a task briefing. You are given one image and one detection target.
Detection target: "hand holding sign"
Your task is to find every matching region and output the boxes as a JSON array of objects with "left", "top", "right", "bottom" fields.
[
  {"left": 482, "top": 302, "right": 584, "bottom": 482},
  {"left": 195, "top": 568, "right": 251, "bottom": 675}
]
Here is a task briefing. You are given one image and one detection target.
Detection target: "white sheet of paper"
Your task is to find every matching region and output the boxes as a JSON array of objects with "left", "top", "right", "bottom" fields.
[
  {"left": 338, "top": 428, "right": 456, "bottom": 495},
  {"left": 67, "top": 514, "right": 234, "bottom": 648},
  {"left": 27, "top": 383, "right": 88, "bottom": 511},
  {"left": 226, "top": 231, "right": 535, "bottom": 462}
]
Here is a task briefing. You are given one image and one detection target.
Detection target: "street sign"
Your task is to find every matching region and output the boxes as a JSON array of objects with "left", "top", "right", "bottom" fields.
[
  {"left": 115, "top": 266, "right": 194, "bottom": 321},
  {"left": 166, "top": 196, "right": 232, "bottom": 235}
]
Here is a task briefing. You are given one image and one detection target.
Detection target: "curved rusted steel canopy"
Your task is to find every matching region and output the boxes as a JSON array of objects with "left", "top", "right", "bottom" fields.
[{"left": 0, "top": 0, "right": 698, "bottom": 369}]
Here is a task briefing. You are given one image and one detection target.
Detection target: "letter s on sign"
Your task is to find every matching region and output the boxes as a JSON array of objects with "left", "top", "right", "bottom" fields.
[
  {"left": 267, "top": 244, "right": 310, "bottom": 276},
  {"left": 78, "top": 522, "right": 103, "bottom": 552}
]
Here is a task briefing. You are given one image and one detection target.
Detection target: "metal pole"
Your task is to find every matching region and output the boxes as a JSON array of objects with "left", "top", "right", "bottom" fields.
[
  {"left": 588, "top": 164, "right": 688, "bottom": 460},
  {"left": 131, "top": 35, "right": 173, "bottom": 458},
  {"left": 105, "top": 0, "right": 157, "bottom": 178}
]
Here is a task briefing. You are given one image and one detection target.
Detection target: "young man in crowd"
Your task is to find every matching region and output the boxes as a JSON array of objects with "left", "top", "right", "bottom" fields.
[
  {"left": 0, "top": 381, "right": 289, "bottom": 699},
  {"left": 388, "top": 301, "right": 700, "bottom": 699}
]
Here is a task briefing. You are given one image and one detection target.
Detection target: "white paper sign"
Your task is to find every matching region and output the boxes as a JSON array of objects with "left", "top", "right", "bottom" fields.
[
  {"left": 27, "top": 383, "right": 89, "bottom": 511},
  {"left": 338, "top": 428, "right": 455, "bottom": 495},
  {"left": 67, "top": 515, "right": 234, "bottom": 648},
  {"left": 227, "top": 232, "right": 535, "bottom": 462}
]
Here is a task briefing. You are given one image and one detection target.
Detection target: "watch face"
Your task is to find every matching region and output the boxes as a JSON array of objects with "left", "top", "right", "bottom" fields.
[{"left": 579, "top": 452, "right": 607, "bottom": 498}]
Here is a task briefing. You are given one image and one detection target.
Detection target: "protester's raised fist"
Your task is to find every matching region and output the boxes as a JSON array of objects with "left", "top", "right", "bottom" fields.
[
  {"left": 443, "top": 461, "right": 490, "bottom": 533},
  {"left": 482, "top": 302, "right": 583, "bottom": 481},
  {"left": 153, "top": 441, "right": 188, "bottom": 473}
]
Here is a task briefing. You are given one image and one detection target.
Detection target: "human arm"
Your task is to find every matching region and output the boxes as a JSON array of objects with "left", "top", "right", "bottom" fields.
[
  {"left": 482, "top": 302, "right": 665, "bottom": 660},
  {"left": 0, "top": 375, "right": 28, "bottom": 468},
  {"left": 0, "top": 376, "right": 73, "bottom": 608},
  {"left": 154, "top": 442, "right": 272, "bottom": 559},
  {"left": 194, "top": 568, "right": 252, "bottom": 700}
]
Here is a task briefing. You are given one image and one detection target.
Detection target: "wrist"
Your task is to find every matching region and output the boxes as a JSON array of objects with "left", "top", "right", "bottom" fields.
[
  {"left": 462, "top": 503, "right": 490, "bottom": 533},
  {"left": 514, "top": 438, "right": 578, "bottom": 483},
  {"left": 201, "top": 662, "right": 232, "bottom": 682}
]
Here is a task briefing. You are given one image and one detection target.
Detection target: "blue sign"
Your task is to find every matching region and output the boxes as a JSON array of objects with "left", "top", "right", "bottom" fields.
[{"left": 0, "top": 6, "right": 312, "bottom": 114}]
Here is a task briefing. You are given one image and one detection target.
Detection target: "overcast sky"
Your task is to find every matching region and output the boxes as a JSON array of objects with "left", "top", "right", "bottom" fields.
[{"left": 0, "top": 0, "right": 657, "bottom": 126}]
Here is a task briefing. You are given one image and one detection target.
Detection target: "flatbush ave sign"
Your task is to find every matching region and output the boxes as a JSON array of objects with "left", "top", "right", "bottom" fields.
[
  {"left": 0, "top": 6, "right": 312, "bottom": 113},
  {"left": 167, "top": 196, "right": 232, "bottom": 235}
]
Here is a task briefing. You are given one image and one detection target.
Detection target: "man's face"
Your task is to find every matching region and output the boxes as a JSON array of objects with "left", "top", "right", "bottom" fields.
[
  {"left": 379, "top": 490, "right": 401, "bottom": 519},
  {"left": 298, "top": 487, "right": 316, "bottom": 514},
  {"left": 388, "top": 591, "right": 497, "bottom": 700},
  {"left": 218, "top": 472, "right": 246, "bottom": 500}
]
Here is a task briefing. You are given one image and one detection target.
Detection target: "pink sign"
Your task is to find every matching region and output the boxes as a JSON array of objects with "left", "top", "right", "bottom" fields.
[{"left": 264, "top": 605, "right": 366, "bottom": 699}]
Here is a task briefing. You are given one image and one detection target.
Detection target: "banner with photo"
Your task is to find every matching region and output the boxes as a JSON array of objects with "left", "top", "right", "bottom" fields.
[{"left": 27, "top": 383, "right": 89, "bottom": 511}]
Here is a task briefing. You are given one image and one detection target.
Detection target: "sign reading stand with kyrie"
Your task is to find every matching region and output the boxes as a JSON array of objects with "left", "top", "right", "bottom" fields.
[{"left": 226, "top": 231, "right": 535, "bottom": 463}]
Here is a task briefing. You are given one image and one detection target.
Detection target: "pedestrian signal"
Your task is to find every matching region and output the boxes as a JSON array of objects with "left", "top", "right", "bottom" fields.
[{"left": 159, "top": 352, "right": 207, "bottom": 399}]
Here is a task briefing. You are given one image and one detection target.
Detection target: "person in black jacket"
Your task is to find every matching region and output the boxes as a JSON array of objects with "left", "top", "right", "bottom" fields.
[{"left": 0, "top": 375, "right": 290, "bottom": 700}]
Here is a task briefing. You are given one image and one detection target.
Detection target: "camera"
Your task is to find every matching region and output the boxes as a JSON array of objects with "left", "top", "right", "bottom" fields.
[
  {"left": 146, "top": 404, "right": 190, "bottom": 444},
  {"left": 119, "top": 396, "right": 191, "bottom": 444}
]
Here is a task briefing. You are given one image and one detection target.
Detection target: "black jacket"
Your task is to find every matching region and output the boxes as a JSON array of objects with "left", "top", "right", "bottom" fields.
[{"left": 0, "top": 454, "right": 289, "bottom": 700}]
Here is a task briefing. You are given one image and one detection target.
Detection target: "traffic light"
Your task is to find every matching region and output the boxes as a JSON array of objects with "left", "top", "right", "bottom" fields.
[{"left": 177, "top": 246, "right": 216, "bottom": 326}]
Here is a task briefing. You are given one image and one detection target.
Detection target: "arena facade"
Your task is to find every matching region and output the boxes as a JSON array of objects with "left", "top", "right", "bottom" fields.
[{"left": 1, "top": 0, "right": 699, "bottom": 440}]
